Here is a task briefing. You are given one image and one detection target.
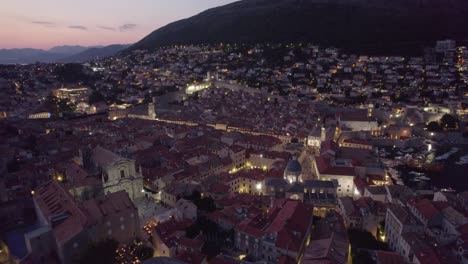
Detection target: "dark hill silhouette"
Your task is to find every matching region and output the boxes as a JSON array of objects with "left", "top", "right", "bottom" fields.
[
  {"left": 130, "top": 0, "right": 468, "bottom": 55},
  {"left": 58, "top": 44, "right": 130, "bottom": 63}
]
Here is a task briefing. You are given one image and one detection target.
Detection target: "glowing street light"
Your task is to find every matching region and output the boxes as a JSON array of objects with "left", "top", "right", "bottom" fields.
[{"left": 256, "top": 183, "right": 262, "bottom": 191}]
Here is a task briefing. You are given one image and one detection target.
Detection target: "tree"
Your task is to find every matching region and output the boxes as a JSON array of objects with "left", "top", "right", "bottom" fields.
[
  {"left": 344, "top": 89, "right": 351, "bottom": 98},
  {"left": 185, "top": 190, "right": 201, "bottom": 203},
  {"left": 348, "top": 229, "right": 388, "bottom": 252},
  {"left": 426, "top": 121, "right": 442, "bottom": 132},
  {"left": 89, "top": 91, "right": 105, "bottom": 104},
  {"left": 202, "top": 241, "right": 221, "bottom": 259},
  {"left": 198, "top": 197, "right": 216, "bottom": 212},
  {"left": 7, "top": 159, "right": 21, "bottom": 173},
  {"left": 76, "top": 238, "right": 118, "bottom": 264},
  {"left": 3, "top": 124, "right": 19, "bottom": 136},
  {"left": 135, "top": 245, "right": 153, "bottom": 262},
  {"left": 353, "top": 250, "right": 375, "bottom": 264},
  {"left": 185, "top": 223, "right": 201, "bottom": 239},
  {"left": 440, "top": 114, "right": 459, "bottom": 130},
  {"left": 26, "top": 135, "right": 37, "bottom": 150},
  {"left": 53, "top": 63, "right": 87, "bottom": 83}
]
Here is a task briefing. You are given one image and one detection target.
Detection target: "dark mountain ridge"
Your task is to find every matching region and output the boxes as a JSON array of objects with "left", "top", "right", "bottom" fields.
[
  {"left": 0, "top": 44, "right": 129, "bottom": 64},
  {"left": 58, "top": 44, "right": 131, "bottom": 63},
  {"left": 130, "top": 0, "right": 468, "bottom": 55}
]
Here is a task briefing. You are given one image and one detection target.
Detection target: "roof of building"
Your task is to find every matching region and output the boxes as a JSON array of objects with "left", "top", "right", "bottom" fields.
[
  {"left": 154, "top": 218, "right": 192, "bottom": 248},
  {"left": 401, "top": 232, "right": 430, "bottom": 253},
  {"left": 285, "top": 158, "right": 302, "bottom": 174},
  {"left": 177, "top": 237, "right": 204, "bottom": 250},
  {"left": 210, "top": 255, "right": 239, "bottom": 264},
  {"left": 274, "top": 201, "right": 314, "bottom": 251},
  {"left": 339, "top": 196, "right": 358, "bottom": 217},
  {"left": 387, "top": 204, "right": 422, "bottom": 226},
  {"left": 441, "top": 206, "right": 467, "bottom": 227},
  {"left": 337, "top": 110, "right": 376, "bottom": 122},
  {"left": 303, "top": 180, "right": 337, "bottom": 189},
  {"left": 302, "top": 212, "right": 349, "bottom": 264},
  {"left": 385, "top": 185, "right": 414, "bottom": 204},
  {"left": 207, "top": 182, "right": 230, "bottom": 194},
  {"left": 374, "top": 250, "right": 404, "bottom": 264},
  {"left": 175, "top": 199, "right": 197, "bottom": 211},
  {"left": 175, "top": 251, "right": 207, "bottom": 264},
  {"left": 277, "top": 255, "right": 297, "bottom": 264},
  {"left": 342, "top": 138, "right": 372, "bottom": 146},
  {"left": 82, "top": 190, "right": 136, "bottom": 224},
  {"left": 142, "top": 257, "right": 186, "bottom": 264},
  {"left": 33, "top": 180, "right": 89, "bottom": 245},
  {"left": 265, "top": 178, "right": 288, "bottom": 187},
  {"left": 408, "top": 199, "right": 440, "bottom": 221},
  {"left": 236, "top": 200, "right": 313, "bottom": 253},
  {"left": 413, "top": 248, "right": 442, "bottom": 264},
  {"left": 91, "top": 146, "right": 121, "bottom": 167},
  {"left": 315, "top": 155, "right": 356, "bottom": 176},
  {"left": 365, "top": 185, "right": 387, "bottom": 195}
]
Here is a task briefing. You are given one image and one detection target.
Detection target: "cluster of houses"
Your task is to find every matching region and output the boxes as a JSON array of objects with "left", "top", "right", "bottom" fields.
[{"left": 0, "top": 40, "right": 467, "bottom": 264}]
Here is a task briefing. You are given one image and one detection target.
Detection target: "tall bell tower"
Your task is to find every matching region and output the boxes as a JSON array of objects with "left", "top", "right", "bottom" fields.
[
  {"left": 148, "top": 97, "right": 156, "bottom": 120},
  {"left": 368, "top": 103, "right": 374, "bottom": 117},
  {"left": 321, "top": 125, "right": 326, "bottom": 142}
]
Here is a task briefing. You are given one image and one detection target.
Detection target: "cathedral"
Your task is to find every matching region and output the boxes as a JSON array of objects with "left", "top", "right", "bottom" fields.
[
  {"left": 81, "top": 146, "right": 144, "bottom": 202},
  {"left": 265, "top": 157, "right": 338, "bottom": 208}
]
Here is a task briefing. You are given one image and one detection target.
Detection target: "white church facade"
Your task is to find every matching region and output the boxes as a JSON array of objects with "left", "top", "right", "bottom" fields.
[{"left": 90, "top": 146, "right": 144, "bottom": 202}]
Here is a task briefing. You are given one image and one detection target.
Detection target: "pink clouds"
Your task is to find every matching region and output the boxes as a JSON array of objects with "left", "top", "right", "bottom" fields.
[{"left": 0, "top": 0, "right": 237, "bottom": 49}]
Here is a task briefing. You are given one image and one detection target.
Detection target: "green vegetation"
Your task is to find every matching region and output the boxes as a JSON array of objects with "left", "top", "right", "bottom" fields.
[
  {"left": 88, "top": 90, "right": 106, "bottom": 104},
  {"left": 426, "top": 114, "right": 460, "bottom": 132},
  {"left": 184, "top": 216, "right": 234, "bottom": 260},
  {"left": 348, "top": 229, "right": 388, "bottom": 264},
  {"left": 53, "top": 63, "right": 88, "bottom": 83},
  {"left": 426, "top": 121, "right": 442, "bottom": 132},
  {"left": 185, "top": 190, "right": 217, "bottom": 212},
  {"left": 440, "top": 114, "right": 460, "bottom": 130}
]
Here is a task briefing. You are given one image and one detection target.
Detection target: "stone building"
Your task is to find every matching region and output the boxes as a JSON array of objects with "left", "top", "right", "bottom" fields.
[{"left": 86, "top": 146, "right": 144, "bottom": 202}]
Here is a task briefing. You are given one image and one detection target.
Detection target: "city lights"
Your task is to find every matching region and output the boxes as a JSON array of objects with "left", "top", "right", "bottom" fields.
[{"left": 1, "top": 4, "right": 465, "bottom": 262}]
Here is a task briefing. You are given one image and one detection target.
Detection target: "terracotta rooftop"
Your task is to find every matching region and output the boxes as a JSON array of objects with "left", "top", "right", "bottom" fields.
[
  {"left": 408, "top": 199, "right": 440, "bottom": 221},
  {"left": 91, "top": 146, "right": 120, "bottom": 167},
  {"left": 33, "top": 180, "right": 89, "bottom": 245},
  {"left": 82, "top": 190, "right": 136, "bottom": 225},
  {"left": 374, "top": 250, "right": 404, "bottom": 264}
]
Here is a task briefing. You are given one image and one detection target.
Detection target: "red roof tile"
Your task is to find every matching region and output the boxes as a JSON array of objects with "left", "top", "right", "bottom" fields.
[
  {"left": 33, "top": 180, "right": 89, "bottom": 245},
  {"left": 408, "top": 199, "right": 440, "bottom": 221}
]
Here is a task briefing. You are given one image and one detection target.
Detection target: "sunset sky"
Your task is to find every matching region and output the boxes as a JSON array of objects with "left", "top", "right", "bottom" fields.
[{"left": 0, "top": 0, "right": 237, "bottom": 50}]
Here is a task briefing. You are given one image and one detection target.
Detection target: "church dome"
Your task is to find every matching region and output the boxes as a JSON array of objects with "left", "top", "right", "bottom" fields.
[{"left": 285, "top": 159, "right": 302, "bottom": 174}]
